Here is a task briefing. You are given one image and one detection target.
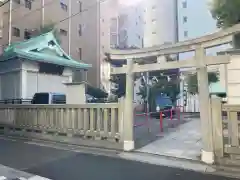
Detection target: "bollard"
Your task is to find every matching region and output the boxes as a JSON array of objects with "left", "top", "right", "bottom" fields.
[{"left": 160, "top": 111, "right": 163, "bottom": 132}]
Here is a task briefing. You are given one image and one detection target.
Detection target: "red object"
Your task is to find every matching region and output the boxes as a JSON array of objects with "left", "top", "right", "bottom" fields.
[{"left": 160, "top": 111, "right": 163, "bottom": 132}]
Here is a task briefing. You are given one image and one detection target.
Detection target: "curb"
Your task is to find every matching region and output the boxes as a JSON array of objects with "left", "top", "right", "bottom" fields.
[{"left": 118, "top": 151, "right": 240, "bottom": 179}]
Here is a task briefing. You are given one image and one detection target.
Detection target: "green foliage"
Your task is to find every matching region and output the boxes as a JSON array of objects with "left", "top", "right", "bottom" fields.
[
  {"left": 151, "top": 73, "right": 180, "bottom": 104},
  {"left": 137, "top": 71, "right": 180, "bottom": 104},
  {"left": 210, "top": 0, "right": 240, "bottom": 28},
  {"left": 137, "top": 56, "right": 180, "bottom": 104},
  {"left": 187, "top": 72, "right": 219, "bottom": 95}
]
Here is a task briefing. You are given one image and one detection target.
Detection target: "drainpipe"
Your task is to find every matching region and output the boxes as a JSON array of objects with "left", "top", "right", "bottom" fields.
[
  {"left": 68, "top": 0, "right": 71, "bottom": 55},
  {"left": 8, "top": 0, "right": 12, "bottom": 45},
  {"left": 41, "top": 0, "right": 45, "bottom": 27},
  {"left": 96, "top": 0, "right": 100, "bottom": 87}
]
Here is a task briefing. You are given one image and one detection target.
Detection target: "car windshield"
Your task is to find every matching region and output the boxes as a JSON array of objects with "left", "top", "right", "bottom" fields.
[{"left": 155, "top": 96, "right": 172, "bottom": 107}]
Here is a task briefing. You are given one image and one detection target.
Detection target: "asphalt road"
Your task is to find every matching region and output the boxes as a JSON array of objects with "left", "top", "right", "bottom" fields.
[{"left": 0, "top": 137, "right": 237, "bottom": 180}]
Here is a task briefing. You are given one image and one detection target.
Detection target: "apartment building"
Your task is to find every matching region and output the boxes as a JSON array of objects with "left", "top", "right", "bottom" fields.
[
  {"left": 177, "top": 0, "right": 229, "bottom": 112},
  {"left": 117, "top": 3, "right": 144, "bottom": 49},
  {"left": 0, "top": 0, "right": 118, "bottom": 90},
  {"left": 142, "top": 0, "right": 178, "bottom": 47}
]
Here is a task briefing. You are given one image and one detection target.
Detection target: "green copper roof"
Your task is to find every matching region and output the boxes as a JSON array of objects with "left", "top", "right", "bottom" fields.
[{"left": 0, "top": 31, "right": 91, "bottom": 69}]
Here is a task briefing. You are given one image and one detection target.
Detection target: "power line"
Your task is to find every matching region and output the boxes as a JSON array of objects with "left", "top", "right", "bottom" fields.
[
  {"left": 1, "top": 0, "right": 55, "bottom": 30},
  {"left": 1, "top": 0, "right": 108, "bottom": 30},
  {"left": 0, "top": 0, "right": 109, "bottom": 48}
]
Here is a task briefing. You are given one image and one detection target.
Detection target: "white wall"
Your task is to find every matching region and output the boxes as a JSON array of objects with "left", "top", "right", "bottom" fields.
[
  {"left": 142, "top": 0, "right": 177, "bottom": 47},
  {"left": 0, "top": 60, "right": 21, "bottom": 100},
  {"left": 22, "top": 61, "right": 73, "bottom": 99}
]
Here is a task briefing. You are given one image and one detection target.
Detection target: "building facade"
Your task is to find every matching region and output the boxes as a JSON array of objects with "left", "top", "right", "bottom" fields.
[
  {"left": 142, "top": 0, "right": 178, "bottom": 47},
  {"left": 117, "top": 3, "right": 144, "bottom": 49},
  {"left": 0, "top": 0, "right": 118, "bottom": 91},
  {"left": 177, "top": 0, "right": 220, "bottom": 112}
]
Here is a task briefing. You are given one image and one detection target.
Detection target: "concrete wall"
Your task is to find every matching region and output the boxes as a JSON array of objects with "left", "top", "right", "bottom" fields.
[
  {"left": 0, "top": 59, "right": 21, "bottom": 99},
  {"left": 221, "top": 54, "right": 240, "bottom": 104},
  {"left": 21, "top": 60, "right": 72, "bottom": 99}
]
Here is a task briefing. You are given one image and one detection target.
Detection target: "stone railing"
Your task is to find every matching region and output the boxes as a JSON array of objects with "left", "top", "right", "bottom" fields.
[
  {"left": 211, "top": 97, "right": 240, "bottom": 163},
  {"left": 0, "top": 103, "right": 124, "bottom": 149}
]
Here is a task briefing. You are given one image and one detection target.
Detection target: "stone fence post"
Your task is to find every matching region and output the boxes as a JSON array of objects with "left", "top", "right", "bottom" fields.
[{"left": 210, "top": 97, "right": 224, "bottom": 160}]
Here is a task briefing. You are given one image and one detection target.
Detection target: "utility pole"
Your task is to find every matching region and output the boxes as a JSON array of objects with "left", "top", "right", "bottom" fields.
[
  {"left": 96, "top": 0, "right": 101, "bottom": 87},
  {"left": 8, "top": 0, "right": 12, "bottom": 45},
  {"left": 146, "top": 71, "right": 150, "bottom": 132},
  {"left": 41, "top": 0, "right": 45, "bottom": 28},
  {"left": 68, "top": 0, "right": 71, "bottom": 55}
]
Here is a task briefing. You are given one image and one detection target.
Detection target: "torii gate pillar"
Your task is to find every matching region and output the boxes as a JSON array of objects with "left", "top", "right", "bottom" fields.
[
  {"left": 196, "top": 47, "right": 214, "bottom": 164},
  {"left": 123, "top": 59, "right": 135, "bottom": 151}
]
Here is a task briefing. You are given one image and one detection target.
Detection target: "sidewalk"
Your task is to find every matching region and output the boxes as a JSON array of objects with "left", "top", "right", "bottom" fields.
[
  {"left": 136, "top": 118, "right": 202, "bottom": 160},
  {"left": 0, "top": 164, "right": 50, "bottom": 180}
]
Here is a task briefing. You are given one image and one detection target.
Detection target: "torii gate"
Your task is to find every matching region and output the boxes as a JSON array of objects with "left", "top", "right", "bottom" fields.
[{"left": 108, "top": 24, "right": 240, "bottom": 164}]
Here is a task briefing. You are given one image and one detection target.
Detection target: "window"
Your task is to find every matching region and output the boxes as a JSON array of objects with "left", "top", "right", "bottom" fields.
[
  {"left": 24, "top": 29, "right": 31, "bottom": 39},
  {"left": 12, "top": 27, "right": 20, "bottom": 37},
  {"left": 14, "top": 0, "right": 20, "bottom": 4},
  {"left": 182, "top": 1, "right": 187, "bottom": 8},
  {"left": 39, "top": 62, "right": 64, "bottom": 75},
  {"left": 152, "top": 5, "right": 156, "bottom": 9},
  {"left": 78, "top": 24, "right": 82, "bottom": 36},
  {"left": 52, "top": 94, "right": 66, "bottom": 104},
  {"left": 78, "top": 48, "right": 82, "bottom": 60},
  {"left": 101, "top": 32, "right": 104, "bottom": 36},
  {"left": 60, "top": 29, "right": 67, "bottom": 36},
  {"left": 152, "top": 31, "right": 156, "bottom": 34},
  {"left": 183, "top": 16, "right": 188, "bottom": 23},
  {"left": 60, "top": 2, "right": 68, "bottom": 11},
  {"left": 25, "top": 0, "right": 32, "bottom": 10},
  {"left": 184, "top": 30, "right": 188, "bottom": 37},
  {"left": 78, "top": 1, "right": 82, "bottom": 12},
  {"left": 152, "top": 19, "right": 156, "bottom": 23}
]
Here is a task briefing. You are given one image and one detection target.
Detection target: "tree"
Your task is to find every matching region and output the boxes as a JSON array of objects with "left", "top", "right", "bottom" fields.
[
  {"left": 210, "top": 0, "right": 240, "bottom": 28},
  {"left": 107, "top": 46, "right": 139, "bottom": 98},
  {"left": 150, "top": 71, "right": 180, "bottom": 104},
  {"left": 186, "top": 72, "right": 219, "bottom": 95},
  {"left": 137, "top": 55, "right": 180, "bottom": 105},
  {"left": 110, "top": 73, "right": 126, "bottom": 98}
]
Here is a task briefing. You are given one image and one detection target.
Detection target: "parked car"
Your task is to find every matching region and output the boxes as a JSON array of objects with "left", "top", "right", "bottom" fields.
[
  {"left": 150, "top": 95, "right": 175, "bottom": 119},
  {"left": 31, "top": 92, "right": 66, "bottom": 104}
]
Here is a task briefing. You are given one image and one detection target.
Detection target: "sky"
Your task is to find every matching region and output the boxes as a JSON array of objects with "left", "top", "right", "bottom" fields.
[{"left": 119, "top": 0, "right": 143, "bottom": 6}]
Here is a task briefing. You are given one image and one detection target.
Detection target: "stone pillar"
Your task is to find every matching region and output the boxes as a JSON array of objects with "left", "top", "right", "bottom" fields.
[
  {"left": 123, "top": 59, "right": 134, "bottom": 151},
  {"left": 196, "top": 47, "right": 214, "bottom": 164},
  {"left": 20, "top": 69, "right": 27, "bottom": 99}
]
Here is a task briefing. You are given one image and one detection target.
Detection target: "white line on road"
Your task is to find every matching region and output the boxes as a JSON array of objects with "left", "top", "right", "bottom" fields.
[
  {"left": 0, "top": 176, "right": 6, "bottom": 180},
  {"left": 28, "top": 175, "right": 51, "bottom": 180},
  {"left": 0, "top": 136, "right": 16, "bottom": 142}
]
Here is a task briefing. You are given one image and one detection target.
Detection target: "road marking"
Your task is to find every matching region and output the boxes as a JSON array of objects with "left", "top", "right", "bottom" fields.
[
  {"left": 0, "top": 136, "right": 16, "bottom": 142},
  {"left": 0, "top": 176, "right": 6, "bottom": 180},
  {"left": 28, "top": 175, "right": 51, "bottom": 180}
]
